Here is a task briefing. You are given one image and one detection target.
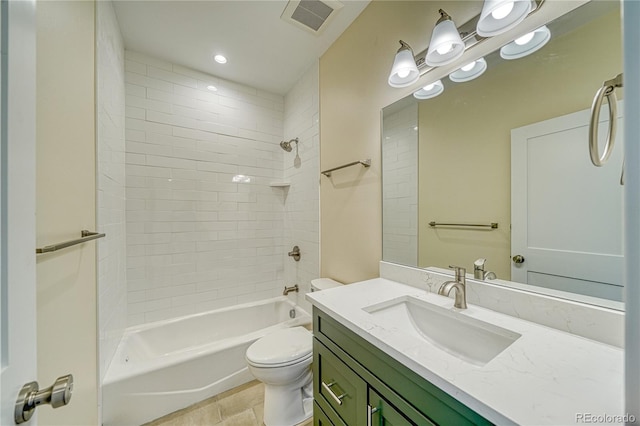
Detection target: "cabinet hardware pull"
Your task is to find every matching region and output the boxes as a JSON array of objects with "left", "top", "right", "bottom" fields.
[
  {"left": 321, "top": 381, "right": 346, "bottom": 406},
  {"left": 367, "top": 405, "right": 379, "bottom": 425}
]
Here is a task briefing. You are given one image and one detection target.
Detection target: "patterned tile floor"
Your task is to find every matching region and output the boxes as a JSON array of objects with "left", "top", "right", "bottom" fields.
[{"left": 143, "top": 380, "right": 313, "bottom": 426}]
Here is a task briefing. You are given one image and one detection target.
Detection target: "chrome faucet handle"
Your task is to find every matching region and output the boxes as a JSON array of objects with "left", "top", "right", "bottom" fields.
[
  {"left": 448, "top": 265, "right": 466, "bottom": 283},
  {"left": 473, "top": 258, "right": 486, "bottom": 279}
]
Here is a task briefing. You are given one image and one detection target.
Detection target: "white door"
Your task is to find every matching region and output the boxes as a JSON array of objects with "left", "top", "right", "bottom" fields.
[
  {"left": 0, "top": 0, "right": 38, "bottom": 425},
  {"left": 511, "top": 104, "right": 624, "bottom": 301}
]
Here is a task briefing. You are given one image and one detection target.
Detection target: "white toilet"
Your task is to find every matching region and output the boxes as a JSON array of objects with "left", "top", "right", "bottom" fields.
[
  {"left": 246, "top": 326, "right": 313, "bottom": 426},
  {"left": 245, "top": 278, "right": 342, "bottom": 426}
]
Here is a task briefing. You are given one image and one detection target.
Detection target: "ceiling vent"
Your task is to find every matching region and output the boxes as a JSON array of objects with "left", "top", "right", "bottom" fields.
[{"left": 281, "top": 0, "right": 344, "bottom": 35}]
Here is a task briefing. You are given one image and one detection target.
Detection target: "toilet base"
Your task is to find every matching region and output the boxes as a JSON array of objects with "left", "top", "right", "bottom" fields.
[{"left": 262, "top": 372, "right": 313, "bottom": 426}]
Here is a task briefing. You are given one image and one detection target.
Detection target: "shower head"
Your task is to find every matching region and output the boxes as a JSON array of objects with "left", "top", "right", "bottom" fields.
[{"left": 280, "top": 138, "right": 298, "bottom": 152}]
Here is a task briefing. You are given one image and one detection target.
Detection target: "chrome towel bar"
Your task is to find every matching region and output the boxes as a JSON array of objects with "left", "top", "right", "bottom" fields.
[
  {"left": 36, "top": 230, "right": 106, "bottom": 254},
  {"left": 429, "top": 221, "right": 498, "bottom": 229},
  {"left": 321, "top": 159, "right": 371, "bottom": 177}
]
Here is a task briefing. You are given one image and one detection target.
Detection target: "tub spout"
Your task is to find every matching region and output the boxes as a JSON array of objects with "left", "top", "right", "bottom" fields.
[{"left": 283, "top": 284, "right": 299, "bottom": 295}]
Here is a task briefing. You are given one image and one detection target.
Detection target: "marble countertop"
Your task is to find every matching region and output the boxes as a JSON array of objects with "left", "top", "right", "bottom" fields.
[{"left": 306, "top": 278, "right": 624, "bottom": 425}]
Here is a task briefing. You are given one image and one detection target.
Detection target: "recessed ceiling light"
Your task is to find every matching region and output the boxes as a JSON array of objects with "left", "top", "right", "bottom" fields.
[
  {"left": 214, "top": 54, "right": 227, "bottom": 64},
  {"left": 207, "top": 85, "right": 218, "bottom": 92}
]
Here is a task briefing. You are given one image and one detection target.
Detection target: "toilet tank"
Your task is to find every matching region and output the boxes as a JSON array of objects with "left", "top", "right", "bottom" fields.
[{"left": 310, "top": 278, "right": 343, "bottom": 292}]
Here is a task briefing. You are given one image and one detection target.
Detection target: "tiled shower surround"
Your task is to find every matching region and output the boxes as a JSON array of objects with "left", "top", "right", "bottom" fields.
[
  {"left": 382, "top": 102, "right": 418, "bottom": 266},
  {"left": 97, "top": 0, "right": 127, "bottom": 382},
  {"left": 124, "top": 51, "right": 318, "bottom": 325},
  {"left": 283, "top": 65, "right": 320, "bottom": 313}
]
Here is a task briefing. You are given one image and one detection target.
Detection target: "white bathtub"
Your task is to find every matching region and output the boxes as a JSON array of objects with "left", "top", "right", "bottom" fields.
[{"left": 102, "top": 296, "right": 311, "bottom": 426}]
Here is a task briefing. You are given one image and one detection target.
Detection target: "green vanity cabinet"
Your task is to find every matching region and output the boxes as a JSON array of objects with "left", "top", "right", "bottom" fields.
[
  {"left": 312, "top": 308, "right": 494, "bottom": 426},
  {"left": 314, "top": 401, "right": 335, "bottom": 426}
]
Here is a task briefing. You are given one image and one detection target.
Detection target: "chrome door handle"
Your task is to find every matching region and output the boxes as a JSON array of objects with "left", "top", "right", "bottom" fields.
[
  {"left": 512, "top": 255, "right": 525, "bottom": 264},
  {"left": 15, "top": 374, "right": 73, "bottom": 424},
  {"left": 321, "top": 381, "right": 346, "bottom": 406},
  {"left": 367, "top": 404, "right": 379, "bottom": 425}
]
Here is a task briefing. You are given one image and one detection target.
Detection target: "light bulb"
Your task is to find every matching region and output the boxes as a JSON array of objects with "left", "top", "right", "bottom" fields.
[
  {"left": 491, "top": 2, "right": 514, "bottom": 20},
  {"left": 436, "top": 43, "right": 453, "bottom": 55},
  {"left": 461, "top": 61, "right": 476, "bottom": 72},
  {"left": 214, "top": 54, "right": 227, "bottom": 64},
  {"left": 424, "top": 84, "right": 435, "bottom": 91},
  {"left": 515, "top": 32, "right": 535, "bottom": 45},
  {"left": 397, "top": 69, "right": 411, "bottom": 79}
]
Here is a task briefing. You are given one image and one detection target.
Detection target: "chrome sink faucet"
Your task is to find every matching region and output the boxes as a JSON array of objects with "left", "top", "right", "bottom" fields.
[
  {"left": 473, "top": 258, "right": 497, "bottom": 280},
  {"left": 438, "top": 265, "right": 467, "bottom": 309}
]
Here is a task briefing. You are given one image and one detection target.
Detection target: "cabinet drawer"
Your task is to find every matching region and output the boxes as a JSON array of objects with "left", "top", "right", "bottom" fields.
[
  {"left": 314, "top": 340, "right": 367, "bottom": 425},
  {"left": 369, "top": 387, "right": 435, "bottom": 426}
]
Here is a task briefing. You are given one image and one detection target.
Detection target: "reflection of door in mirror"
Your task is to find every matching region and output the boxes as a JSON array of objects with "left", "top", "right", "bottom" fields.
[{"left": 511, "top": 104, "right": 624, "bottom": 302}]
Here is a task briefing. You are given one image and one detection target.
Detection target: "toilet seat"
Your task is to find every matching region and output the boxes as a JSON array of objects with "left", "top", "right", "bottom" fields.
[{"left": 246, "top": 326, "right": 312, "bottom": 368}]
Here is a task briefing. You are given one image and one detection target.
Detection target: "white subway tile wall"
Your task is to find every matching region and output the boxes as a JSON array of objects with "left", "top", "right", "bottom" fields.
[
  {"left": 283, "top": 63, "right": 320, "bottom": 313},
  {"left": 124, "top": 51, "right": 288, "bottom": 325},
  {"left": 382, "top": 103, "right": 418, "bottom": 266},
  {"left": 97, "top": 0, "right": 127, "bottom": 383}
]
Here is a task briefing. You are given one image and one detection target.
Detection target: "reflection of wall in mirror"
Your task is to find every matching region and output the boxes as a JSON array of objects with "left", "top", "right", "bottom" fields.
[
  {"left": 418, "top": 9, "right": 622, "bottom": 280},
  {"left": 383, "top": 103, "right": 418, "bottom": 266}
]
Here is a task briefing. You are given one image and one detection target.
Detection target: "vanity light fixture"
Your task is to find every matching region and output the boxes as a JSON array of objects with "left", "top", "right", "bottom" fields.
[
  {"left": 387, "top": 0, "right": 544, "bottom": 89},
  {"left": 499, "top": 25, "right": 551, "bottom": 60},
  {"left": 388, "top": 40, "right": 420, "bottom": 88},
  {"left": 425, "top": 10, "right": 465, "bottom": 67},
  {"left": 413, "top": 80, "right": 444, "bottom": 100},
  {"left": 449, "top": 57, "right": 488, "bottom": 82},
  {"left": 476, "top": 0, "right": 533, "bottom": 37}
]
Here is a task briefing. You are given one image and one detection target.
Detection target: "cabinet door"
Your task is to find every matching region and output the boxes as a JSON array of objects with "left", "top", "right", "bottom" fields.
[
  {"left": 369, "top": 388, "right": 435, "bottom": 426},
  {"left": 314, "top": 340, "right": 367, "bottom": 425}
]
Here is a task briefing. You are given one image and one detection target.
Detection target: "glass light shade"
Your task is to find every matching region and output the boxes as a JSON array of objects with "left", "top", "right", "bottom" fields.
[
  {"left": 413, "top": 80, "right": 444, "bottom": 100},
  {"left": 476, "top": 0, "right": 533, "bottom": 37},
  {"left": 500, "top": 25, "right": 551, "bottom": 60},
  {"left": 449, "top": 58, "right": 488, "bottom": 82},
  {"left": 388, "top": 47, "right": 420, "bottom": 88},
  {"left": 425, "top": 19, "right": 465, "bottom": 66}
]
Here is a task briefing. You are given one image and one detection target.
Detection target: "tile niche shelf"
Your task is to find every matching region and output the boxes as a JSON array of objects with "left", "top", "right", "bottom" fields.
[{"left": 269, "top": 181, "right": 291, "bottom": 187}]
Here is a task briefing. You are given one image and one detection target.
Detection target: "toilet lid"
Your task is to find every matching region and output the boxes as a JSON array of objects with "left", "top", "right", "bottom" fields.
[{"left": 246, "top": 327, "right": 312, "bottom": 367}]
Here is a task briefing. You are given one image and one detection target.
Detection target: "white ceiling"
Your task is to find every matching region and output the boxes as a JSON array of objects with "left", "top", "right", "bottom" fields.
[{"left": 113, "top": 0, "right": 370, "bottom": 95}]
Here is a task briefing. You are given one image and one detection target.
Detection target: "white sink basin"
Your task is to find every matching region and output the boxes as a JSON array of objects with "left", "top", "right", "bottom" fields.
[{"left": 363, "top": 296, "right": 521, "bottom": 366}]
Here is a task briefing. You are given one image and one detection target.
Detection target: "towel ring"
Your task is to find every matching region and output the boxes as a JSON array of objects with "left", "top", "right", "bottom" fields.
[{"left": 589, "top": 73, "right": 623, "bottom": 167}]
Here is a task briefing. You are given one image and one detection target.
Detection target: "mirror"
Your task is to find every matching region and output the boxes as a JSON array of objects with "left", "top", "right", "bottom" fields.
[{"left": 382, "top": 1, "right": 624, "bottom": 309}]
